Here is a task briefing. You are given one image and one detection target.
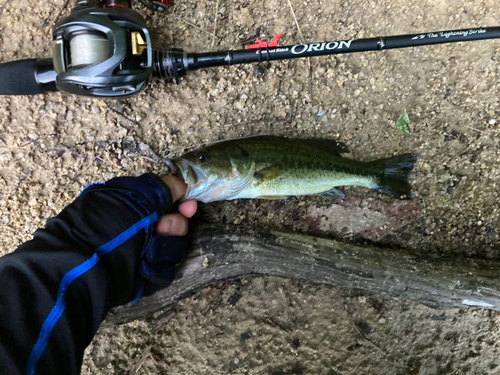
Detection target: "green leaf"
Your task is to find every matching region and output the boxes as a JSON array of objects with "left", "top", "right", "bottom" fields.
[{"left": 396, "top": 109, "right": 411, "bottom": 136}]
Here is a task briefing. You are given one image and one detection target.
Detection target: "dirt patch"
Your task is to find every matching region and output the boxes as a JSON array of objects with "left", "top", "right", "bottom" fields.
[
  {"left": 304, "top": 197, "right": 422, "bottom": 241},
  {"left": 1, "top": 0, "right": 500, "bottom": 373}
]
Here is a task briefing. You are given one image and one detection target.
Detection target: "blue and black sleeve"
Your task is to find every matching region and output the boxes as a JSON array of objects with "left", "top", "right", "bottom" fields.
[{"left": 0, "top": 173, "right": 184, "bottom": 375}]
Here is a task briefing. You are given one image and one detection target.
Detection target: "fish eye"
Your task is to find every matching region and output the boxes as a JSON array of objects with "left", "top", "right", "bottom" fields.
[{"left": 197, "top": 153, "right": 208, "bottom": 164}]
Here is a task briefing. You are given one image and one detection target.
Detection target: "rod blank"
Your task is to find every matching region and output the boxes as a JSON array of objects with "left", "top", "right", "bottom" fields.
[{"left": 181, "top": 26, "right": 500, "bottom": 74}]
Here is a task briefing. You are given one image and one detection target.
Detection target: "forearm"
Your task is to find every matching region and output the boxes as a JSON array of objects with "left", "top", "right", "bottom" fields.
[{"left": 0, "top": 174, "right": 172, "bottom": 374}]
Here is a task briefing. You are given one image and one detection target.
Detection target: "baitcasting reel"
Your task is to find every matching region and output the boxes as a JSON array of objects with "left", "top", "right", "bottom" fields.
[
  {"left": 0, "top": 0, "right": 184, "bottom": 97},
  {"left": 1, "top": 0, "right": 500, "bottom": 98},
  {"left": 52, "top": 0, "right": 154, "bottom": 97}
]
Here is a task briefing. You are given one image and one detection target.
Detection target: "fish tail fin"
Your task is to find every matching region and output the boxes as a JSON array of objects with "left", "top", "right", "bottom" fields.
[{"left": 370, "top": 154, "right": 417, "bottom": 200}]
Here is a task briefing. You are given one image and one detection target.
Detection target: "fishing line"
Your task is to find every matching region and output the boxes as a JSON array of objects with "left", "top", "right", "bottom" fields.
[{"left": 69, "top": 33, "right": 109, "bottom": 68}]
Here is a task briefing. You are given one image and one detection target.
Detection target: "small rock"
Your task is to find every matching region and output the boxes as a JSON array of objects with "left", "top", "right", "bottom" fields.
[
  {"left": 122, "top": 136, "right": 136, "bottom": 151},
  {"left": 347, "top": 343, "right": 363, "bottom": 351},
  {"left": 356, "top": 320, "right": 372, "bottom": 336},
  {"left": 228, "top": 292, "right": 242, "bottom": 306},
  {"left": 238, "top": 8, "right": 254, "bottom": 28},
  {"left": 431, "top": 313, "right": 447, "bottom": 321},
  {"left": 443, "top": 126, "right": 459, "bottom": 142},
  {"left": 240, "top": 332, "right": 251, "bottom": 343},
  {"left": 351, "top": 66, "right": 361, "bottom": 74},
  {"left": 253, "top": 65, "right": 265, "bottom": 78},
  {"left": 447, "top": 179, "right": 461, "bottom": 194},
  {"left": 137, "top": 142, "right": 152, "bottom": 155}
]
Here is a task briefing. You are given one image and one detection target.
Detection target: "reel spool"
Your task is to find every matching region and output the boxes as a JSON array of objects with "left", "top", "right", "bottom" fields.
[
  {"left": 68, "top": 32, "right": 109, "bottom": 68},
  {"left": 52, "top": 5, "right": 153, "bottom": 97}
]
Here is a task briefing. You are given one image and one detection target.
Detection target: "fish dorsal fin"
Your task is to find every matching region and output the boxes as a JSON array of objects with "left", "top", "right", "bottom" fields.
[
  {"left": 295, "top": 138, "right": 350, "bottom": 155},
  {"left": 234, "top": 135, "right": 349, "bottom": 155},
  {"left": 254, "top": 165, "right": 286, "bottom": 184}
]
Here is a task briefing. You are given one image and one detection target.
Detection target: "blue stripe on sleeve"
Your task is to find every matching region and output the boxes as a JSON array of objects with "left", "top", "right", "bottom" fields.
[
  {"left": 27, "top": 212, "right": 157, "bottom": 375},
  {"left": 129, "top": 284, "right": 144, "bottom": 305},
  {"left": 78, "top": 182, "right": 105, "bottom": 196}
]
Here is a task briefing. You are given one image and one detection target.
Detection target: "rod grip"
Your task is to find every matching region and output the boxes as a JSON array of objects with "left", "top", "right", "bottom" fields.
[{"left": 0, "top": 59, "right": 45, "bottom": 95}]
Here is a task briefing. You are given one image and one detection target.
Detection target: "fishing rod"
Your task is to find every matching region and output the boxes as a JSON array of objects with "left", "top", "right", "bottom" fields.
[{"left": 1, "top": 0, "right": 499, "bottom": 98}]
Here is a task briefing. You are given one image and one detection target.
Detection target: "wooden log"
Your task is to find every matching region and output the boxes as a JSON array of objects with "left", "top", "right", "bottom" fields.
[{"left": 106, "top": 224, "right": 500, "bottom": 324}]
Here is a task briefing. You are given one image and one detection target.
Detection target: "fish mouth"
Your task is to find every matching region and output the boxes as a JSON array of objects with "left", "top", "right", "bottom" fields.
[
  {"left": 166, "top": 158, "right": 209, "bottom": 198},
  {"left": 166, "top": 158, "right": 205, "bottom": 183},
  {"left": 180, "top": 159, "right": 208, "bottom": 185},
  {"left": 164, "top": 157, "right": 256, "bottom": 203},
  {"left": 164, "top": 158, "right": 178, "bottom": 174}
]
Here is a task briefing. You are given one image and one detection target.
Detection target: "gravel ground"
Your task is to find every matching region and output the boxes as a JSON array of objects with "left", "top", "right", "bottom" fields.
[{"left": 1, "top": 0, "right": 500, "bottom": 373}]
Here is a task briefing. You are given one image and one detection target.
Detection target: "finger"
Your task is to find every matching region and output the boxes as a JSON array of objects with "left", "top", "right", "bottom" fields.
[
  {"left": 155, "top": 213, "right": 189, "bottom": 236},
  {"left": 161, "top": 175, "right": 187, "bottom": 202},
  {"left": 178, "top": 200, "right": 197, "bottom": 218}
]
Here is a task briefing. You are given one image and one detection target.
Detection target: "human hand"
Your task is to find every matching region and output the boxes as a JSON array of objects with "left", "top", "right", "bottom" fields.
[{"left": 155, "top": 175, "right": 197, "bottom": 236}]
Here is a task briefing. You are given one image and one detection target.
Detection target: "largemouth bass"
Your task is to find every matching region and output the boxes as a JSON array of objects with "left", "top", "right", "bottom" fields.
[{"left": 165, "top": 136, "right": 417, "bottom": 203}]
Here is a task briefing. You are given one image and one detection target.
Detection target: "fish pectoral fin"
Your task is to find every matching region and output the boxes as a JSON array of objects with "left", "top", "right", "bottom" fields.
[
  {"left": 257, "top": 195, "right": 289, "bottom": 200},
  {"left": 317, "top": 188, "right": 346, "bottom": 200},
  {"left": 254, "top": 165, "right": 286, "bottom": 184}
]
